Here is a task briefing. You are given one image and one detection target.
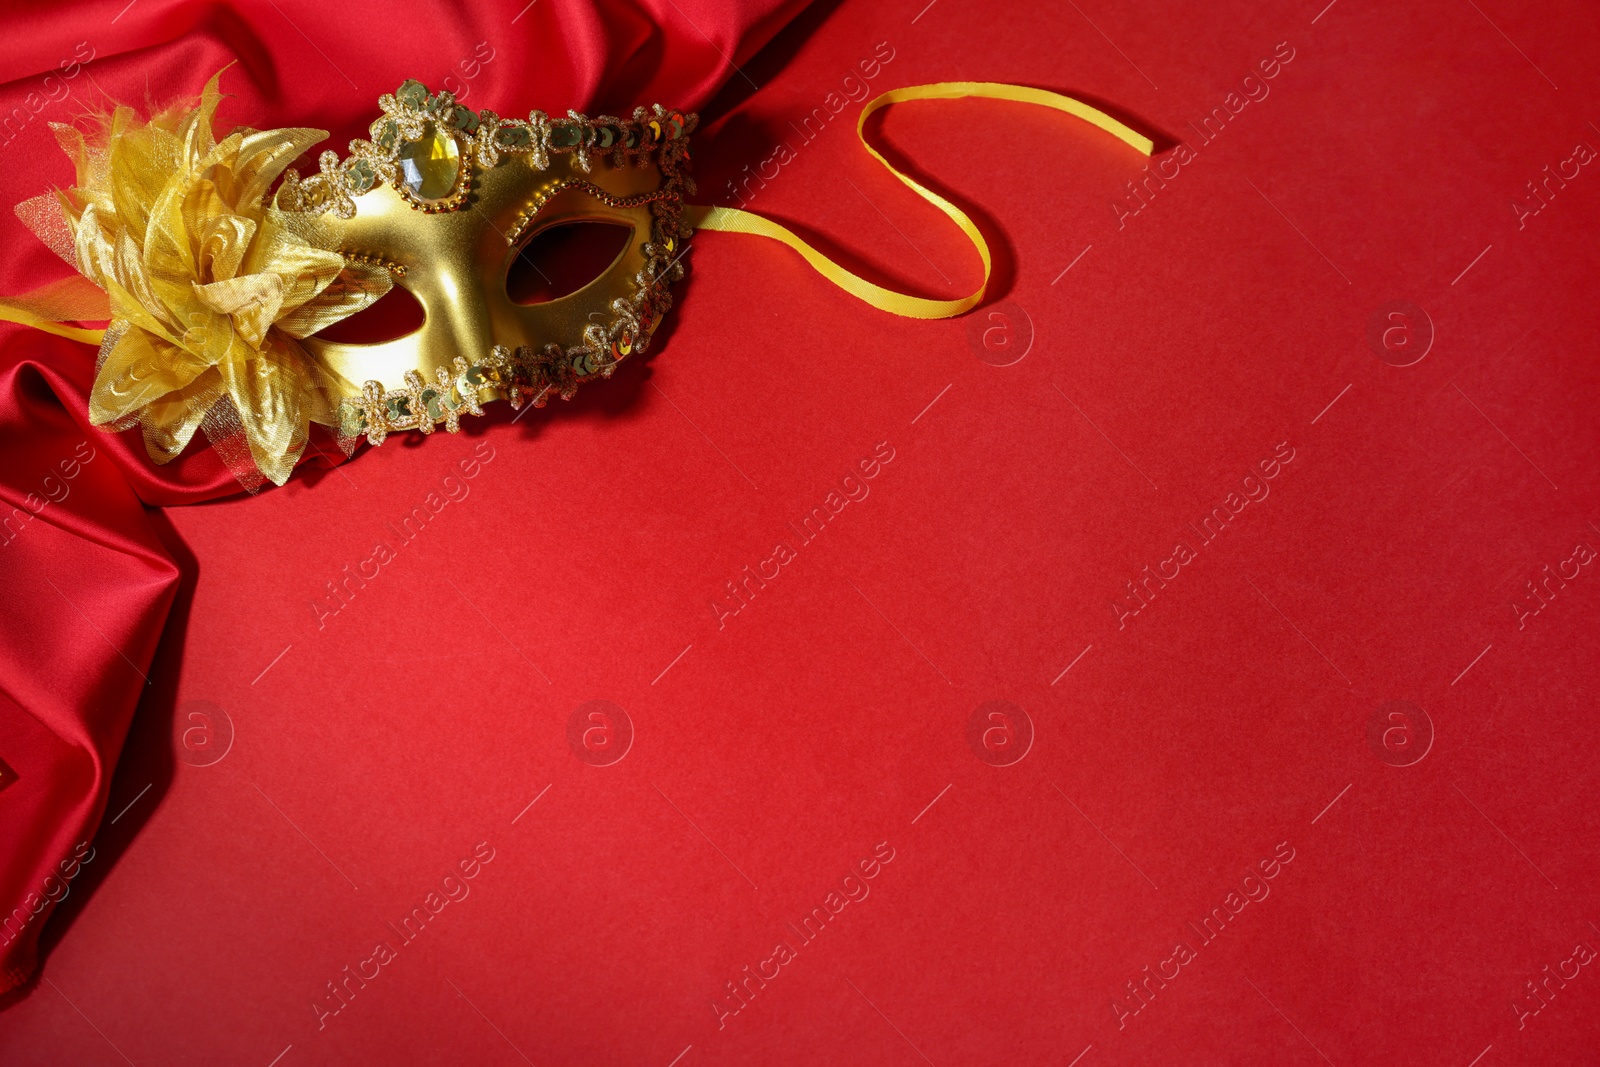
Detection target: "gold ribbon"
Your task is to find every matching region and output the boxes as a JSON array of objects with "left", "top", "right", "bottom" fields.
[
  {"left": 0, "top": 275, "right": 108, "bottom": 345},
  {"left": 686, "top": 81, "right": 1153, "bottom": 319}
]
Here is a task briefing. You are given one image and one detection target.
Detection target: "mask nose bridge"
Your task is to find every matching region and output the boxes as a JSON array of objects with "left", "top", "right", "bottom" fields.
[{"left": 414, "top": 250, "right": 496, "bottom": 367}]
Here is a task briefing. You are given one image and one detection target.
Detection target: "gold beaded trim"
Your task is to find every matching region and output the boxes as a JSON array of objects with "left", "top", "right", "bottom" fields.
[
  {"left": 341, "top": 251, "right": 408, "bottom": 277},
  {"left": 341, "top": 342, "right": 613, "bottom": 445},
  {"left": 279, "top": 79, "right": 697, "bottom": 222},
  {"left": 505, "top": 181, "right": 681, "bottom": 246}
]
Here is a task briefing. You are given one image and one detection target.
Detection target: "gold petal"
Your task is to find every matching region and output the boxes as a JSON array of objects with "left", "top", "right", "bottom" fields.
[
  {"left": 251, "top": 232, "right": 346, "bottom": 314},
  {"left": 231, "top": 127, "right": 329, "bottom": 209},
  {"left": 50, "top": 122, "right": 92, "bottom": 189},
  {"left": 175, "top": 71, "right": 227, "bottom": 166},
  {"left": 111, "top": 231, "right": 183, "bottom": 338},
  {"left": 194, "top": 208, "right": 256, "bottom": 284},
  {"left": 140, "top": 139, "right": 235, "bottom": 287},
  {"left": 14, "top": 192, "right": 77, "bottom": 265},
  {"left": 144, "top": 132, "right": 245, "bottom": 289},
  {"left": 137, "top": 370, "right": 224, "bottom": 463},
  {"left": 191, "top": 129, "right": 246, "bottom": 177},
  {"left": 106, "top": 122, "right": 181, "bottom": 248},
  {"left": 216, "top": 338, "right": 327, "bottom": 485},
  {"left": 70, "top": 202, "right": 117, "bottom": 290},
  {"left": 89, "top": 327, "right": 203, "bottom": 426},
  {"left": 192, "top": 273, "right": 285, "bottom": 348},
  {"left": 276, "top": 260, "right": 393, "bottom": 339}
]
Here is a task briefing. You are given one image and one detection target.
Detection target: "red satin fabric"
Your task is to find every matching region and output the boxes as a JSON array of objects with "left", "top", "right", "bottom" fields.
[{"left": 0, "top": 0, "right": 807, "bottom": 993}]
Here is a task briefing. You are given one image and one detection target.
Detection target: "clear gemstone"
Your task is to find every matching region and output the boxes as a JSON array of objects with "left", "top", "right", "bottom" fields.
[{"left": 398, "top": 124, "right": 460, "bottom": 201}]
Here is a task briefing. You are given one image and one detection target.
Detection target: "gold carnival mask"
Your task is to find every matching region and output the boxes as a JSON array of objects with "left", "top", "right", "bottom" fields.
[
  {"left": 276, "top": 78, "right": 697, "bottom": 451},
  {"left": 2, "top": 72, "right": 1151, "bottom": 487}
]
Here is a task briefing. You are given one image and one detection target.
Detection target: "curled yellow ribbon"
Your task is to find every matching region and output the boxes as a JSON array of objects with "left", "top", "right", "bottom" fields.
[{"left": 686, "top": 81, "right": 1154, "bottom": 319}]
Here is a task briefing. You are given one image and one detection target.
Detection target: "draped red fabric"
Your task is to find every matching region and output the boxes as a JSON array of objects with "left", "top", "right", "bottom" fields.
[{"left": 0, "top": 0, "right": 809, "bottom": 993}]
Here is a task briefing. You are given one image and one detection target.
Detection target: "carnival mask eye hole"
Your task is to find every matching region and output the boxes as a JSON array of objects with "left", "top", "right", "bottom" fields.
[
  {"left": 505, "top": 221, "right": 633, "bottom": 305},
  {"left": 313, "top": 284, "right": 426, "bottom": 344}
]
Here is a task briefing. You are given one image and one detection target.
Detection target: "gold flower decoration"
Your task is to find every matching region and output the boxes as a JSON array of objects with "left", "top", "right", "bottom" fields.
[{"left": 46, "top": 71, "right": 392, "bottom": 486}]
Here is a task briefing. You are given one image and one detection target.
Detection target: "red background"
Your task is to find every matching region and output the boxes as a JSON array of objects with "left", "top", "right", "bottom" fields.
[{"left": 3, "top": 0, "right": 1600, "bottom": 1064}]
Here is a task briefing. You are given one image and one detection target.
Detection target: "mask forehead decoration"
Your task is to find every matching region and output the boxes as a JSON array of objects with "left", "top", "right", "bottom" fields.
[{"left": 276, "top": 79, "right": 697, "bottom": 448}]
